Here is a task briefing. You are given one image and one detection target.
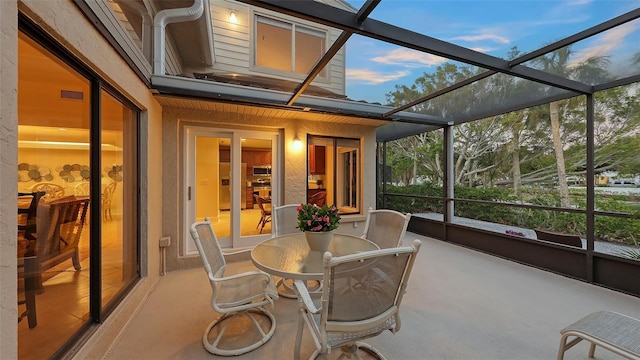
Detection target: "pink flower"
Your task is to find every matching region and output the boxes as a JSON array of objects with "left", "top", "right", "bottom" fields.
[
  {"left": 307, "top": 220, "right": 312, "bottom": 226},
  {"left": 324, "top": 216, "right": 329, "bottom": 222},
  {"left": 297, "top": 205, "right": 302, "bottom": 211}
]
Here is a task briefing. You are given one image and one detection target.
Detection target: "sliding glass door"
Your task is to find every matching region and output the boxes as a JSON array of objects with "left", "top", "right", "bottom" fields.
[
  {"left": 184, "top": 127, "right": 278, "bottom": 253},
  {"left": 17, "top": 27, "right": 139, "bottom": 358}
]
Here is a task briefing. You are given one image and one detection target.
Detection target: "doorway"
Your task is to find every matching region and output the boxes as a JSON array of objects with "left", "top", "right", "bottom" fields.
[{"left": 184, "top": 127, "right": 279, "bottom": 254}]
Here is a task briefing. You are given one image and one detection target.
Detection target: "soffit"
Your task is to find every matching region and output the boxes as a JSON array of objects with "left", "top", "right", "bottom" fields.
[{"left": 154, "top": 94, "right": 391, "bottom": 127}]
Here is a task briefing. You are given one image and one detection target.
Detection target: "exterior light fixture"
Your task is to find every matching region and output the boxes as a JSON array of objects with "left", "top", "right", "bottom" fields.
[
  {"left": 229, "top": 10, "right": 238, "bottom": 24},
  {"left": 293, "top": 136, "right": 303, "bottom": 151}
]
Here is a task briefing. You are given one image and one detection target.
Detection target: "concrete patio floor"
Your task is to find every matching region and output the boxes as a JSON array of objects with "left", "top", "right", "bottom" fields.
[{"left": 104, "top": 232, "right": 640, "bottom": 359}]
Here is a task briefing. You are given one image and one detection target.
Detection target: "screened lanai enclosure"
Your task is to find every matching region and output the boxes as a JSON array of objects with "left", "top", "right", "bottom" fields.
[{"left": 98, "top": 0, "right": 640, "bottom": 296}]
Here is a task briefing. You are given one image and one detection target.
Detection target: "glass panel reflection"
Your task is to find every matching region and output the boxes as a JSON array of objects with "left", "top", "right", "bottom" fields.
[
  {"left": 17, "top": 33, "right": 91, "bottom": 359},
  {"left": 100, "top": 90, "right": 138, "bottom": 307}
]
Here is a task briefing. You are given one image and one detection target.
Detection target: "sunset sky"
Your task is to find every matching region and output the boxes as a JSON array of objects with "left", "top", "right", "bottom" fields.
[{"left": 342, "top": 0, "right": 640, "bottom": 104}]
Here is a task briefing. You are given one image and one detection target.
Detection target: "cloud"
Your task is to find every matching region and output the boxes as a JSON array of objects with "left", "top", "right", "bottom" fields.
[
  {"left": 569, "top": 23, "right": 638, "bottom": 66},
  {"left": 346, "top": 68, "right": 410, "bottom": 85},
  {"left": 565, "top": 0, "right": 593, "bottom": 5},
  {"left": 451, "top": 34, "right": 510, "bottom": 44},
  {"left": 469, "top": 46, "right": 498, "bottom": 53},
  {"left": 371, "top": 48, "right": 448, "bottom": 67}
]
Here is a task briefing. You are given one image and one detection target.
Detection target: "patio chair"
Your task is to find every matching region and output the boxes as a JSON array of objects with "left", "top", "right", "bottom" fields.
[
  {"left": 361, "top": 207, "right": 411, "bottom": 249},
  {"left": 273, "top": 204, "right": 300, "bottom": 237},
  {"left": 272, "top": 204, "right": 321, "bottom": 298},
  {"left": 293, "top": 239, "right": 422, "bottom": 360},
  {"left": 189, "top": 218, "right": 278, "bottom": 356},
  {"left": 254, "top": 194, "right": 271, "bottom": 233}
]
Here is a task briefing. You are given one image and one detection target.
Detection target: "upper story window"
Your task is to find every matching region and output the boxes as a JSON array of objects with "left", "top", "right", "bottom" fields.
[{"left": 255, "top": 15, "right": 327, "bottom": 78}]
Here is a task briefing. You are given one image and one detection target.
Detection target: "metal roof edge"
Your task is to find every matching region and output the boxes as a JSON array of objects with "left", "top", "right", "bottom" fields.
[
  {"left": 150, "top": 74, "right": 451, "bottom": 126},
  {"left": 376, "top": 122, "right": 441, "bottom": 142}
]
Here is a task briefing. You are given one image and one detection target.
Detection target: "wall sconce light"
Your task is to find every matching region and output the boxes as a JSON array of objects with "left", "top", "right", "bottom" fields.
[
  {"left": 292, "top": 136, "right": 303, "bottom": 151},
  {"left": 229, "top": 10, "right": 238, "bottom": 24}
]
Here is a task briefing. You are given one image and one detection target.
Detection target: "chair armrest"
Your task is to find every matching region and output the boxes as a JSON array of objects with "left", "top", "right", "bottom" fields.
[
  {"left": 221, "top": 247, "right": 252, "bottom": 256},
  {"left": 293, "top": 280, "right": 320, "bottom": 314},
  {"left": 213, "top": 269, "right": 271, "bottom": 283},
  {"left": 213, "top": 270, "right": 279, "bottom": 301}
]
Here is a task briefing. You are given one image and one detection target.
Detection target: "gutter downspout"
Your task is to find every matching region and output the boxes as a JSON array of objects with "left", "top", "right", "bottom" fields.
[
  {"left": 153, "top": 0, "right": 204, "bottom": 75},
  {"left": 122, "top": 0, "right": 153, "bottom": 63}
]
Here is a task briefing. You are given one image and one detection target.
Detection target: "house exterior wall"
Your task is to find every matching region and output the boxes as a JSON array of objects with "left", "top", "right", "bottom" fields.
[
  {"left": 1, "top": 1, "right": 19, "bottom": 358},
  {"left": 2, "top": 0, "right": 164, "bottom": 357},
  {"left": 2, "top": 0, "right": 375, "bottom": 357},
  {"left": 161, "top": 108, "right": 375, "bottom": 272},
  {"left": 184, "top": 0, "right": 346, "bottom": 95}
]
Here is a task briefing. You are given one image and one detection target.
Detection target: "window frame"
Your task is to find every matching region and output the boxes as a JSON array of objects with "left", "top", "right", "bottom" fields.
[
  {"left": 18, "top": 14, "right": 141, "bottom": 356},
  {"left": 307, "top": 135, "right": 362, "bottom": 215},
  {"left": 253, "top": 13, "right": 328, "bottom": 81}
]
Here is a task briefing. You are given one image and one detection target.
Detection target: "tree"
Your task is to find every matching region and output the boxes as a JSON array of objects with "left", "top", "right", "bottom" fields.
[
  {"left": 386, "top": 63, "right": 507, "bottom": 185},
  {"left": 532, "top": 47, "right": 609, "bottom": 207}
]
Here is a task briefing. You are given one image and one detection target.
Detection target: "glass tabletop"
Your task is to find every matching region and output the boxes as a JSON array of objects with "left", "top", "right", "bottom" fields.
[{"left": 251, "top": 233, "right": 378, "bottom": 280}]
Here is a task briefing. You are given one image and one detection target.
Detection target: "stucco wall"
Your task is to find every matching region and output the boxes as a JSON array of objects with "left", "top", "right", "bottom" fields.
[
  {"left": 6, "top": 1, "right": 164, "bottom": 358},
  {"left": 1, "top": 1, "right": 19, "bottom": 358},
  {"left": 162, "top": 107, "right": 375, "bottom": 271}
]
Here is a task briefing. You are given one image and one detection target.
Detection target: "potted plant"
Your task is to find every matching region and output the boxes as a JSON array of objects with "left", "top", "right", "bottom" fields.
[{"left": 296, "top": 203, "right": 341, "bottom": 251}]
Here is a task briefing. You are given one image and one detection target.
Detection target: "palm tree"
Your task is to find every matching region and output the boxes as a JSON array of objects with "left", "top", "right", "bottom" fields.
[{"left": 532, "top": 47, "right": 609, "bottom": 207}]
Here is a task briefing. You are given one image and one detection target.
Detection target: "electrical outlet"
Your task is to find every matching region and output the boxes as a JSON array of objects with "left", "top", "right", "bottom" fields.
[{"left": 159, "top": 236, "right": 171, "bottom": 248}]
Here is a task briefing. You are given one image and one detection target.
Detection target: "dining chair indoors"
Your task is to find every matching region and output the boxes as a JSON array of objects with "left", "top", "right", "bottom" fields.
[
  {"left": 74, "top": 181, "right": 90, "bottom": 196},
  {"left": 30, "top": 182, "right": 65, "bottom": 201},
  {"left": 293, "top": 240, "right": 422, "bottom": 360},
  {"left": 361, "top": 207, "right": 411, "bottom": 249},
  {"left": 308, "top": 190, "right": 326, "bottom": 207},
  {"left": 254, "top": 194, "right": 272, "bottom": 233},
  {"left": 18, "top": 197, "right": 89, "bottom": 328},
  {"left": 189, "top": 218, "right": 278, "bottom": 356},
  {"left": 17, "top": 191, "right": 45, "bottom": 241},
  {"left": 101, "top": 181, "right": 117, "bottom": 220}
]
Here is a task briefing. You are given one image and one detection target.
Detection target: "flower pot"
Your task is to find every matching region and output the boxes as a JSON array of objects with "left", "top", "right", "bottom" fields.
[{"left": 304, "top": 230, "right": 334, "bottom": 252}]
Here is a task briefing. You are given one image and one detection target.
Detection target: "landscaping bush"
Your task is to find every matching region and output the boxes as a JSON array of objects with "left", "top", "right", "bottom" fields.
[{"left": 383, "top": 183, "right": 640, "bottom": 245}]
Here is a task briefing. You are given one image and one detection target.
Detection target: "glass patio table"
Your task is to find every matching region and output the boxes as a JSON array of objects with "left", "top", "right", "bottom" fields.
[{"left": 251, "top": 233, "right": 378, "bottom": 281}]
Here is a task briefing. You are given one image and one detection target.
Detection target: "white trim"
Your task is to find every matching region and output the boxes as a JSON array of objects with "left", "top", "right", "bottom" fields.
[{"left": 184, "top": 125, "right": 280, "bottom": 252}]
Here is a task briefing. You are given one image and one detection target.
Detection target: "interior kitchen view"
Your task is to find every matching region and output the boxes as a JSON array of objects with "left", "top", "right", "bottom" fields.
[
  {"left": 193, "top": 134, "right": 357, "bottom": 240},
  {"left": 195, "top": 137, "right": 275, "bottom": 238}
]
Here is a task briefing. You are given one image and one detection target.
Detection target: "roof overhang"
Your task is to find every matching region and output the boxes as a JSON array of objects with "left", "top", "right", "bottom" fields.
[{"left": 151, "top": 74, "right": 452, "bottom": 138}]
